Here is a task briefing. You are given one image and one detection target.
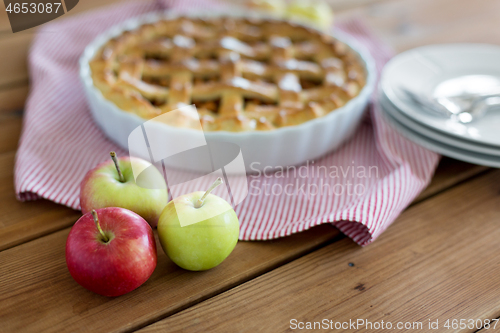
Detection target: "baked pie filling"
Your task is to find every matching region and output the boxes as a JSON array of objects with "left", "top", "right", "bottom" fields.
[{"left": 90, "top": 16, "right": 367, "bottom": 132}]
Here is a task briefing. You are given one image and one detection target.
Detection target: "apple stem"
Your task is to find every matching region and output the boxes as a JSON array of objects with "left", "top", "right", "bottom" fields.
[
  {"left": 194, "top": 177, "right": 223, "bottom": 208},
  {"left": 110, "top": 151, "right": 125, "bottom": 183},
  {"left": 91, "top": 210, "right": 109, "bottom": 242}
]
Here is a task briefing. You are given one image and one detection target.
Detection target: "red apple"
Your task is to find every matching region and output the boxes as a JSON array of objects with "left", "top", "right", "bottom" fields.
[{"left": 66, "top": 207, "right": 157, "bottom": 297}]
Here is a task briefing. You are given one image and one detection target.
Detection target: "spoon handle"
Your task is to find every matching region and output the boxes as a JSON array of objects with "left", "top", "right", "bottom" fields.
[
  {"left": 455, "top": 96, "right": 500, "bottom": 124},
  {"left": 399, "top": 87, "right": 453, "bottom": 117}
]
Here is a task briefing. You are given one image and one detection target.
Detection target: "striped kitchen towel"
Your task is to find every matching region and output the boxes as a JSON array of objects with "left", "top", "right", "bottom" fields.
[{"left": 14, "top": 0, "right": 439, "bottom": 246}]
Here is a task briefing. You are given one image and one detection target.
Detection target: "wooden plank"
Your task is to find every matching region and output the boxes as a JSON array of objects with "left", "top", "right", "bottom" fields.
[
  {"left": 415, "top": 157, "right": 489, "bottom": 203},
  {"left": 0, "top": 114, "right": 61, "bottom": 246},
  {"left": 0, "top": 34, "right": 31, "bottom": 86},
  {"left": 0, "top": 83, "right": 28, "bottom": 113},
  {"left": 0, "top": 0, "right": 129, "bottom": 33},
  {"left": 0, "top": 152, "right": 80, "bottom": 250},
  {"left": 0, "top": 0, "right": 9, "bottom": 32},
  {"left": 0, "top": 224, "right": 340, "bottom": 333},
  {"left": 0, "top": 115, "right": 23, "bottom": 153},
  {"left": 139, "top": 169, "right": 500, "bottom": 333},
  {"left": 336, "top": 0, "right": 500, "bottom": 52},
  {"left": 0, "top": 0, "right": 128, "bottom": 88},
  {"left": 478, "top": 319, "right": 500, "bottom": 332}
]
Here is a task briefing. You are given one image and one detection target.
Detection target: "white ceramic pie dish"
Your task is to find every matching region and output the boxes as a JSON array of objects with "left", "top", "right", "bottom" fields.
[{"left": 80, "top": 10, "right": 376, "bottom": 172}]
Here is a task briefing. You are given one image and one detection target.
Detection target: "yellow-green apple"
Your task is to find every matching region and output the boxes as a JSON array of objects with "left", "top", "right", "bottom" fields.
[
  {"left": 157, "top": 178, "right": 239, "bottom": 271},
  {"left": 66, "top": 207, "right": 157, "bottom": 297},
  {"left": 80, "top": 152, "right": 168, "bottom": 227},
  {"left": 287, "top": 0, "right": 334, "bottom": 29}
]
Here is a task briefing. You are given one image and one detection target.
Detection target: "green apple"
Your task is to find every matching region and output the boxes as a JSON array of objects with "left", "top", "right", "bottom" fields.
[
  {"left": 157, "top": 178, "right": 239, "bottom": 271},
  {"left": 287, "top": 0, "right": 334, "bottom": 29},
  {"left": 80, "top": 152, "right": 168, "bottom": 227},
  {"left": 247, "top": 0, "right": 286, "bottom": 16}
]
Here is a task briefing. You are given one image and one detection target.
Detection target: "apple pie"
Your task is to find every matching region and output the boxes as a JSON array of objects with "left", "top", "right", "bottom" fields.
[{"left": 90, "top": 16, "right": 367, "bottom": 132}]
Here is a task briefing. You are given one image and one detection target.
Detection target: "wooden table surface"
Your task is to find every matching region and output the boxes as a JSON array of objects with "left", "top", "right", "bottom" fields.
[{"left": 1, "top": 0, "right": 499, "bottom": 332}]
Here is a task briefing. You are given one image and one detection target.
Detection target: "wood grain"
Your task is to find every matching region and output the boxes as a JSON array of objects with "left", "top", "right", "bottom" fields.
[
  {"left": 0, "top": 224, "right": 340, "bottom": 333},
  {"left": 0, "top": 114, "right": 23, "bottom": 153},
  {"left": 0, "top": 83, "right": 28, "bottom": 113},
  {"left": 0, "top": 34, "right": 31, "bottom": 86},
  {"left": 0, "top": 152, "right": 80, "bottom": 250},
  {"left": 415, "top": 157, "right": 489, "bottom": 203},
  {"left": 139, "top": 169, "right": 500, "bottom": 333},
  {"left": 0, "top": 0, "right": 129, "bottom": 32},
  {"left": 336, "top": 0, "right": 500, "bottom": 52},
  {"left": 0, "top": 0, "right": 8, "bottom": 32},
  {"left": 0, "top": 0, "right": 128, "bottom": 89}
]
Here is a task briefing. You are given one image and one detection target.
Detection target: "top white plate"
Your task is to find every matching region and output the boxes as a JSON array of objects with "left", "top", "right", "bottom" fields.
[{"left": 381, "top": 44, "right": 500, "bottom": 147}]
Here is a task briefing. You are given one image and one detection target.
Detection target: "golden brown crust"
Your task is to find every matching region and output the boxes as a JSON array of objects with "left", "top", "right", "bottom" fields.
[{"left": 90, "top": 16, "right": 366, "bottom": 131}]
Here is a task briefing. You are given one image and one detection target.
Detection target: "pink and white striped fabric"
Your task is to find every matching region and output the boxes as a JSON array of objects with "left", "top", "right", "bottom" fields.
[{"left": 14, "top": 0, "right": 440, "bottom": 246}]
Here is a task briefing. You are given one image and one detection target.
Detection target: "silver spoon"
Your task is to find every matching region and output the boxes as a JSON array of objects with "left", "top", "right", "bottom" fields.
[
  {"left": 453, "top": 96, "right": 500, "bottom": 124},
  {"left": 399, "top": 87, "right": 500, "bottom": 123},
  {"left": 399, "top": 87, "right": 454, "bottom": 117},
  {"left": 399, "top": 74, "right": 500, "bottom": 123}
]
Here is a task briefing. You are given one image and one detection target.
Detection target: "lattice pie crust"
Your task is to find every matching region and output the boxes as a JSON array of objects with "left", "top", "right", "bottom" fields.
[{"left": 90, "top": 16, "right": 367, "bottom": 132}]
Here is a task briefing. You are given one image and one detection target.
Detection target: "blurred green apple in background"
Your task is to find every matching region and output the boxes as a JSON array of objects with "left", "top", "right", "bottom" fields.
[{"left": 287, "top": 0, "right": 334, "bottom": 29}]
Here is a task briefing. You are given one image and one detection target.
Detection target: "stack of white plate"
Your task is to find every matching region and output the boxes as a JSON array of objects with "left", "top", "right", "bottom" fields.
[{"left": 379, "top": 44, "right": 500, "bottom": 168}]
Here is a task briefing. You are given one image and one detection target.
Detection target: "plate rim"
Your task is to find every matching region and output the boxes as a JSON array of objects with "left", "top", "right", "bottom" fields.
[
  {"left": 379, "top": 88, "right": 500, "bottom": 156},
  {"left": 379, "top": 102, "right": 500, "bottom": 168},
  {"left": 380, "top": 43, "right": 500, "bottom": 147}
]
